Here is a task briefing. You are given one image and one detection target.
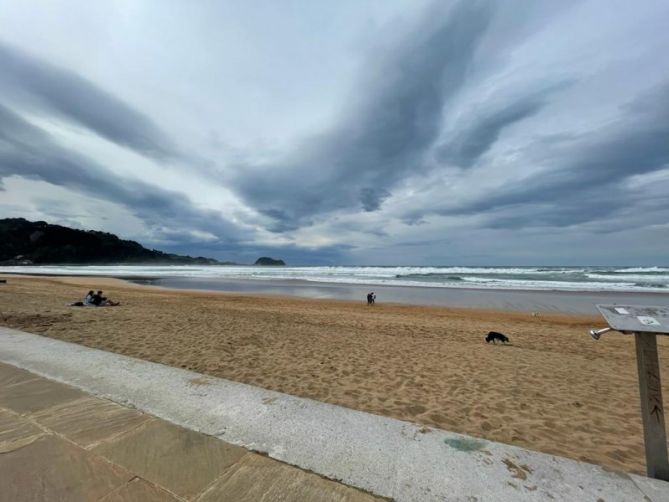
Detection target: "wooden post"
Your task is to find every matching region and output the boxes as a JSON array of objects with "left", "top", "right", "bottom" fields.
[{"left": 635, "top": 332, "right": 669, "bottom": 480}]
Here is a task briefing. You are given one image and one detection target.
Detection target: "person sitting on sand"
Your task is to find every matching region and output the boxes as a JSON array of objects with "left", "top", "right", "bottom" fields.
[
  {"left": 83, "top": 290, "right": 94, "bottom": 306},
  {"left": 91, "top": 291, "right": 104, "bottom": 306},
  {"left": 92, "top": 290, "right": 120, "bottom": 307},
  {"left": 69, "top": 290, "right": 95, "bottom": 307}
]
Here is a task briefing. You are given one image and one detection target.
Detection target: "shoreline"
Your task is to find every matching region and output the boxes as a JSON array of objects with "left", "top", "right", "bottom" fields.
[
  {"left": 3, "top": 272, "right": 669, "bottom": 314},
  {"left": 0, "top": 273, "right": 594, "bottom": 320}
]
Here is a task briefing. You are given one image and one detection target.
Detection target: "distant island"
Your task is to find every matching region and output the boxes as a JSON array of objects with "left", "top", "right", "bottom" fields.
[
  {"left": 0, "top": 218, "right": 229, "bottom": 265},
  {"left": 254, "top": 256, "right": 286, "bottom": 266}
]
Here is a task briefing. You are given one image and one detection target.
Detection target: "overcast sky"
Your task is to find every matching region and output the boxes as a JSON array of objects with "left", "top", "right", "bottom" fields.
[{"left": 1, "top": 0, "right": 668, "bottom": 265}]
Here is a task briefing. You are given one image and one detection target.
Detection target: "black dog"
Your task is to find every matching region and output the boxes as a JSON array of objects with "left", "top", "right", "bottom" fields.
[{"left": 485, "top": 331, "right": 509, "bottom": 344}]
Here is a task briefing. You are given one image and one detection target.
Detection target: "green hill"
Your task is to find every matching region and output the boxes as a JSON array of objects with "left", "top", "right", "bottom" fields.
[{"left": 0, "top": 218, "right": 223, "bottom": 265}]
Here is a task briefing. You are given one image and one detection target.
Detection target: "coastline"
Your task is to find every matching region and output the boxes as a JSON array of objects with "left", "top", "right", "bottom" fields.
[
  {"left": 3, "top": 271, "right": 669, "bottom": 313},
  {"left": 131, "top": 276, "right": 669, "bottom": 314},
  {"left": 1, "top": 274, "right": 668, "bottom": 475}
]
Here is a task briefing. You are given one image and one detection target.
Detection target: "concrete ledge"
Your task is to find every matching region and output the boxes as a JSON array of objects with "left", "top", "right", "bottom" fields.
[{"left": 1, "top": 327, "right": 667, "bottom": 502}]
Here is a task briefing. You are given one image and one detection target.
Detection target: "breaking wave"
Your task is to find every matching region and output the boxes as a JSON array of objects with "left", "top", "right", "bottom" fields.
[{"left": 1, "top": 265, "right": 668, "bottom": 292}]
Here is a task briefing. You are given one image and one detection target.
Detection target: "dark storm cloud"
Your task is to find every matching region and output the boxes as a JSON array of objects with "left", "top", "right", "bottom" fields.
[
  {"left": 359, "top": 188, "right": 391, "bottom": 212},
  {"left": 432, "top": 82, "right": 669, "bottom": 228},
  {"left": 0, "top": 103, "right": 243, "bottom": 242},
  {"left": 0, "top": 41, "right": 182, "bottom": 162},
  {"left": 482, "top": 184, "right": 623, "bottom": 229},
  {"left": 436, "top": 82, "right": 570, "bottom": 167},
  {"left": 233, "top": 0, "right": 495, "bottom": 229}
]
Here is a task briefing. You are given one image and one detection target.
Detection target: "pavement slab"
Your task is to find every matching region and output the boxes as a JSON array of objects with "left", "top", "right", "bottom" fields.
[
  {"left": 0, "top": 374, "right": 85, "bottom": 414},
  {"left": 0, "top": 409, "right": 45, "bottom": 453},
  {"left": 197, "top": 452, "right": 381, "bottom": 502},
  {"left": 0, "top": 435, "right": 132, "bottom": 502},
  {"left": 31, "top": 395, "right": 150, "bottom": 449},
  {"left": 0, "top": 361, "right": 40, "bottom": 387},
  {"left": 0, "top": 355, "right": 381, "bottom": 501},
  {"left": 93, "top": 419, "right": 247, "bottom": 500},
  {"left": 99, "top": 477, "right": 181, "bottom": 502}
]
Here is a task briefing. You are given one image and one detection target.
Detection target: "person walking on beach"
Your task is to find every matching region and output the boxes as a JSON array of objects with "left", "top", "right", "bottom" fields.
[{"left": 367, "top": 292, "right": 376, "bottom": 305}]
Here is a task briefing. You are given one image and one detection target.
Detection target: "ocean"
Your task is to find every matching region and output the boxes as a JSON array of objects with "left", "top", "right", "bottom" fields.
[{"left": 1, "top": 265, "right": 668, "bottom": 292}]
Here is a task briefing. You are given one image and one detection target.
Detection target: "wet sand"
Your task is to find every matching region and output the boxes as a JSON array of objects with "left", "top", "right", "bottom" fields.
[
  {"left": 1, "top": 274, "right": 668, "bottom": 475},
  {"left": 132, "top": 276, "right": 669, "bottom": 314}
]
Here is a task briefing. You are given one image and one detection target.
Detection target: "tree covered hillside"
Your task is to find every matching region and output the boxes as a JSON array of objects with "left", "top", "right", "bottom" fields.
[{"left": 0, "top": 218, "right": 222, "bottom": 265}]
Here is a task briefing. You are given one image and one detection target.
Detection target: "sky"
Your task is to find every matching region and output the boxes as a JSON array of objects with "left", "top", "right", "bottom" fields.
[{"left": 1, "top": 0, "right": 668, "bottom": 265}]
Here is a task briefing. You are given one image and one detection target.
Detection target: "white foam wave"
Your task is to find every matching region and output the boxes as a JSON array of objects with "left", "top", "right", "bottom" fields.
[
  {"left": 586, "top": 273, "right": 669, "bottom": 282},
  {"left": 1, "top": 265, "right": 667, "bottom": 292},
  {"left": 612, "top": 266, "right": 669, "bottom": 273}
]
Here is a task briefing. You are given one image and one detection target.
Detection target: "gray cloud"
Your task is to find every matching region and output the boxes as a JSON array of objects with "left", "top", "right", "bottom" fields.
[
  {"left": 160, "top": 239, "right": 352, "bottom": 265},
  {"left": 0, "top": 103, "right": 243, "bottom": 243},
  {"left": 430, "top": 82, "right": 669, "bottom": 229},
  {"left": 482, "top": 185, "right": 623, "bottom": 229},
  {"left": 233, "top": 0, "right": 496, "bottom": 229},
  {"left": 436, "top": 82, "right": 570, "bottom": 167},
  {"left": 360, "top": 187, "right": 391, "bottom": 212},
  {"left": 2, "top": 0, "right": 668, "bottom": 265},
  {"left": 0, "top": 41, "right": 182, "bottom": 163}
]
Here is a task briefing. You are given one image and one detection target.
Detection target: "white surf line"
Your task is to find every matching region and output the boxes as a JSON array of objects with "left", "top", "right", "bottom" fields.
[{"left": 0, "top": 327, "right": 667, "bottom": 502}]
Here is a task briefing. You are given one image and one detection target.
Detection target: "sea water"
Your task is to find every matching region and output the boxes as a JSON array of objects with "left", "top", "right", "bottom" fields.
[{"left": 1, "top": 265, "right": 668, "bottom": 292}]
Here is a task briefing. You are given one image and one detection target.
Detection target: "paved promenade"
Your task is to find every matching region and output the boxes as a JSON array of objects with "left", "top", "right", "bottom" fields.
[
  {"left": 1, "top": 327, "right": 668, "bottom": 501},
  {"left": 0, "top": 361, "right": 379, "bottom": 501}
]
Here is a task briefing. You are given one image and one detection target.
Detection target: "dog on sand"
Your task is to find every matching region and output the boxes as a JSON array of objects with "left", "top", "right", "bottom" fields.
[{"left": 485, "top": 331, "right": 509, "bottom": 344}]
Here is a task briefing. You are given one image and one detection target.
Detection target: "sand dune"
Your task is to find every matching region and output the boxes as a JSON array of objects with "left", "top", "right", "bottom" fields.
[{"left": 1, "top": 274, "right": 667, "bottom": 475}]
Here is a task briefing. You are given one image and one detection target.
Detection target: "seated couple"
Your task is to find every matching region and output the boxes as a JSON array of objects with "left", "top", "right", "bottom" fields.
[{"left": 84, "top": 290, "right": 119, "bottom": 307}]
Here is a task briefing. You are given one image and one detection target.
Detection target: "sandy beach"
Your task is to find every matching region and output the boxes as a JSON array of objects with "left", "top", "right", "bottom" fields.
[{"left": 1, "top": 274, "right": 667, "bottom": 475}]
